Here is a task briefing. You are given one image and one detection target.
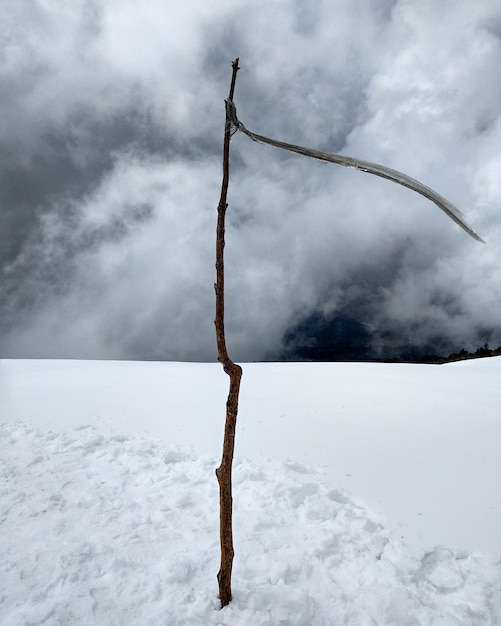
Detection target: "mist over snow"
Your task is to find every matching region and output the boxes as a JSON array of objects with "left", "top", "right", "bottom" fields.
[{"left": 1, "top": 0, "right": 501, "bottom": 361}]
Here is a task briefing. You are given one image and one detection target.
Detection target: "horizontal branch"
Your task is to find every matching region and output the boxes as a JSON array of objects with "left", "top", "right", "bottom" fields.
[{"left": 225, "top": 98, "right": 484, "bottom": 243}]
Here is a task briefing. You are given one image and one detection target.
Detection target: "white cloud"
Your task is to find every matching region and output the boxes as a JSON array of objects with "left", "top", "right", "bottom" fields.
[{"left": 1, "top": 0, "right": 501, "bottom": 360}]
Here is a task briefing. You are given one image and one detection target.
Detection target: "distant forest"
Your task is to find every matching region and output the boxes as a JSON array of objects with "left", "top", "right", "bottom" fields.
[
  {"left": 419, "top": 344, "right": 501, "bottom": 364},
  {"left": 281, "top": 312, "right": 501, "bottom": 364}
]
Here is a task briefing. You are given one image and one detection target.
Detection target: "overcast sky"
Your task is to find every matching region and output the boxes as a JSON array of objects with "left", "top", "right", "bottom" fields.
[{"left": 1, "top": 0, "right": 500, "bottom": 361}]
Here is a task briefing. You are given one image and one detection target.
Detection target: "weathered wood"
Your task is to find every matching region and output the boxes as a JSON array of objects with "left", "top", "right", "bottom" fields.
[
  {"left": 214, "top": 57, "right": 242, "bottom": 608},
  {"left": 226, "top": 98, "right": 484, "bottom": 243}
]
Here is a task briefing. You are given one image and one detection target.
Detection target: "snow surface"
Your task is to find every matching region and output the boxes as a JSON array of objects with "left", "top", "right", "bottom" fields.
[{"left": 1, "top": 358, "right": 501, "bottom": 624}]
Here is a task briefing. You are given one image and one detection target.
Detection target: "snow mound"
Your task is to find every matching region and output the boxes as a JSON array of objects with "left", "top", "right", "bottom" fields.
[{"left": 2, "top": 422, "right": 500, "bottom": 625}]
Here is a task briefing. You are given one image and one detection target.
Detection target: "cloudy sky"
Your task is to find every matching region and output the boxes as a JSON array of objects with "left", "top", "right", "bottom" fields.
[{"left": 1, "top": 0, "right": 500, "bottom": 362}]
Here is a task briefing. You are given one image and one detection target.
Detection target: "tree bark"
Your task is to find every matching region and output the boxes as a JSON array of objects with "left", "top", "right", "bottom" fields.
[{"left": 214, "top": 58, "right": 242, "bottom": 608}]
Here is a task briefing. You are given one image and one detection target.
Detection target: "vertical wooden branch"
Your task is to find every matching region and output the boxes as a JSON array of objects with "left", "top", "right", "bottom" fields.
[{"left": 214, "top": 58, "right": 242, "bottom": 608}]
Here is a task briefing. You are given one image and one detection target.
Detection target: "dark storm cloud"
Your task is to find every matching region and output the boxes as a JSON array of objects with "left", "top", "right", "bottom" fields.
[{"left": 1, "top": 0, "right": 501, "bottom": 361}]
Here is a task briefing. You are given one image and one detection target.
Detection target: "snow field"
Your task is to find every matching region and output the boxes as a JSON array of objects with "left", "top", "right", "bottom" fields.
[{"left": 2, "top": 421, "right": 500, "bottom": 625}]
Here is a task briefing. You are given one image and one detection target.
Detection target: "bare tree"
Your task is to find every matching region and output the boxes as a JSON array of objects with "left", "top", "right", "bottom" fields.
[{"left": 214, "top": 58, "right": 483, "bottom": 608}]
